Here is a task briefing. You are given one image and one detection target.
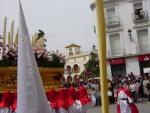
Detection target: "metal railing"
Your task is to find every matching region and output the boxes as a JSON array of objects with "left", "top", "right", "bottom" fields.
[
  {"left": 133, "top": 10, "right": 149, "bottom": 23},
  {"left": 106, "top": 16, "right": 120, "bottom": 27},
  {"left": 107, "top": 48, "right": 125, "bottom": 58},
  {"left": 129, "top": 0, "right": 142, "bottom": 2},
  {"left": 137, "top": 45, "right": 150, "bottom": 54},
  {"left": 104, "top": 0, "right": 119, "bottom": 4}
]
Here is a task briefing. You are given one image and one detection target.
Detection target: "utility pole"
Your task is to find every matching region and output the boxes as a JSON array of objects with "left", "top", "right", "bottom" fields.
[{"left": 95, "top": 0, "right": 109, "bottom": 113}]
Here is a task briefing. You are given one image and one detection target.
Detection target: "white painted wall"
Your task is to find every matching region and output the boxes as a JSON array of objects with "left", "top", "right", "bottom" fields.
[
  {"left": 104, "top": 0, "right": 150, "bottom": 78},
  {"left": 105, "top": 0, "right": 150, "bottom": 56},
  {"left": 126, "top": 57, "right": 140, "bottom": 76},
  {"left": 118, "top": 1, "right": 138, "bottom": 55}
]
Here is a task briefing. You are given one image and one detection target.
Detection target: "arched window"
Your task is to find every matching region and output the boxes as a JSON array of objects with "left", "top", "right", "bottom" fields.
[
  {"left": 66, "top": 65, "right": 71, "bottom": 74},
  {"left": 73, "top": 64, "right": 79, "bottom": 73},
  {"left": 69, "top": 52, "right": 73, "bottom": 56}
]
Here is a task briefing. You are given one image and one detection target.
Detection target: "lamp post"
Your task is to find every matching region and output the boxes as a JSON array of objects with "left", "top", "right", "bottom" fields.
[
  {"left": 128, "top": 29, "right": 132, "bottom": 41},
  {"left": 92, "top": 45, "right": 96, "bottom": 53},
  {"left": 128, "top": 29, "right": 132, "bottom": 54}
]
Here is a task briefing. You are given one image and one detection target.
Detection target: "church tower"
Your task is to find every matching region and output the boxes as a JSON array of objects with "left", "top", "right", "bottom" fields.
[{"left": 65, "top": 43, "right": 81, "bottom": 57}]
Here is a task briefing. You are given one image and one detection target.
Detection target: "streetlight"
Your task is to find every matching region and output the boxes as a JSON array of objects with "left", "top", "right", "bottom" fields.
[
  {"left": 128, "top": 29, "right": 132, "bottom": 54},
  {"left": 128, "top": 29, "right": 132, "bottom": 41},
  {"left": 93, "top": 45, "right": 96, "bottom": 51},
  {"left": 90, "top": 2, "right": 96, "bottom": 12}
]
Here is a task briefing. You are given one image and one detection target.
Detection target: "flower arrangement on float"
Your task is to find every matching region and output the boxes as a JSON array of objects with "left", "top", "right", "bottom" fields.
[
  {"left": 0, "top": 29, "right": 66, "bottom": 67},
  {"left": 0, "top": 46, "right": 65, "bottom": 67}
]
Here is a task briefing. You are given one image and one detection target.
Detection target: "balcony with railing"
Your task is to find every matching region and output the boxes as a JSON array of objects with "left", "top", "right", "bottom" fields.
[
  {"left": 106, "top": 16, "right": 120, "bottom": 27},
  {"left": 137, "top": 45, "right": 150, "bottom": 54},
  {"left": 107, "top": 48, "right": 125, "bottom": 58},
  {"left": 133, "top": 10, "right": 149, "bottom": 23},
  {"left": 129, "top": 0, "right": 142, "bottom": 2},
  {"left": 104, "top": 0, "right": 119, "bottom": 4}
]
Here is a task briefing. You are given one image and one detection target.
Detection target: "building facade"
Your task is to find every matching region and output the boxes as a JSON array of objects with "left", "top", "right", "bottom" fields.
[
  {"left": 65, "top": 0, "right": 150, "bottom": 79},
  {"left": 94, "top": 0, "right": 150, "bottom": 78},
  {"left": 64, "top": 44, "right": 91, "bottom": 78}
]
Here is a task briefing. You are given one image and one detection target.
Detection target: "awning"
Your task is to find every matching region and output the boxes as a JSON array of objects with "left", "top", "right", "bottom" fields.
[
  {"left": 109, "top": 58, "right": 125, "bottom": 65},
  {"left": 138, "top": 54, "right": 150, "bottom": 62}
]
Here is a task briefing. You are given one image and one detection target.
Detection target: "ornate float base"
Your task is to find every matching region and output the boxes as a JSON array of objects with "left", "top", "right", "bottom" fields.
[{"left": 0, "top": 67, "right": 64, "bottom": 92}]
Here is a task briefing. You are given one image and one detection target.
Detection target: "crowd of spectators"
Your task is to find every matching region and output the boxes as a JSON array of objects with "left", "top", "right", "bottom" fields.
[
  {"left": 62, "top": 72, "right": 150, "bottom": 107},
  {"left": 111, "top": 72, "right": 150, "bottom": 103}
]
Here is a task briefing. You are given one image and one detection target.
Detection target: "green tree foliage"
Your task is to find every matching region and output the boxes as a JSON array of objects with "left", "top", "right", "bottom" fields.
[{"left": 84, "top": 52, "right": 99, "bottom": 78}]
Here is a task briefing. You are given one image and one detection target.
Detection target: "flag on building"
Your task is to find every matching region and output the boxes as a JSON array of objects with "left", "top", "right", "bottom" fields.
[{"left": 17, "top": 1, "right": 51, "bottom": 113}]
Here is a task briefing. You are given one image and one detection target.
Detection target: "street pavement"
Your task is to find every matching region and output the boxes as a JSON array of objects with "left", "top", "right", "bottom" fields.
[{"left": 87, "top": 101, "right": 150, "bottom": 113}]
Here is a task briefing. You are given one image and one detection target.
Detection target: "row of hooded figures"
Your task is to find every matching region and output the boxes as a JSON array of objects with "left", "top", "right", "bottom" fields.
[{"left": 0, "top": 86, "right": 91, "bottom": 113}]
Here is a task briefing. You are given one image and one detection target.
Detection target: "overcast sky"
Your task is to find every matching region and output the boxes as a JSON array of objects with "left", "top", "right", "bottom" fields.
[{"left": 0, "top": 0, "right": 97, "bottom": 54}]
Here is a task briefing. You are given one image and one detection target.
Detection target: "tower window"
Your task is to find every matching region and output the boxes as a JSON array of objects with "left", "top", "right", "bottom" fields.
[{"left": 69, "top": 48, "right": 72, "bottom": 52}]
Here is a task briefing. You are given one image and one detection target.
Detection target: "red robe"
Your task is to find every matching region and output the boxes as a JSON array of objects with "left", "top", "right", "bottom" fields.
[{"left": 117, "top": 87, "right": 139, "bottom": 113}]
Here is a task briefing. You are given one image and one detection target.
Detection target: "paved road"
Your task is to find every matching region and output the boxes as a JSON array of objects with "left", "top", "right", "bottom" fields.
[{"left": 87, "top": 101, "right": 150, "bottom": 113}]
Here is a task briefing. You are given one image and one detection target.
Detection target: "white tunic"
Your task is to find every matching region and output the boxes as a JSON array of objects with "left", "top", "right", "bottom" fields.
[{"left": 117, "top": 90, "right": 132, "bottom": 113}]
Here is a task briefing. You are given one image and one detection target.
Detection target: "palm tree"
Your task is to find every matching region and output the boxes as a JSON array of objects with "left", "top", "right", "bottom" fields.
[
  {"left": 37, "top": 30, "right": 45, "bottom": 39},
  {"left": 36, "top": 29, "right": 47, "bottom": 47}
]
